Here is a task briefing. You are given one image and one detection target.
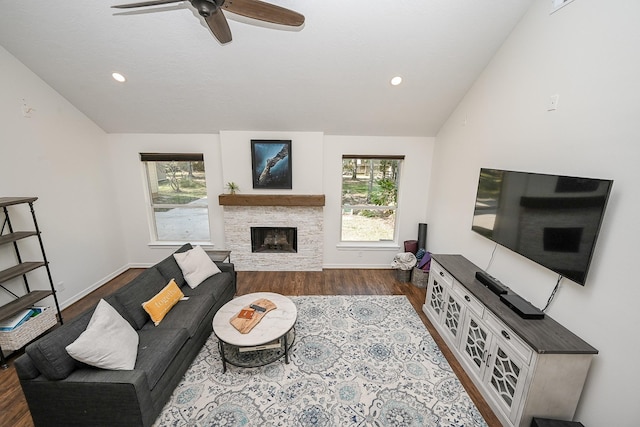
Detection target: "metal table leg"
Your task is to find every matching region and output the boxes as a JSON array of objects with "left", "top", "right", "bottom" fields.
[
  {"left": 0, "top": 345, "right": 8, "bottom": 369},
  {"left": 283, "top": 333, "right": 289, "bottom": 364},
  {"left": 218, "top": 340, "right": 227, "bottom": 373}
]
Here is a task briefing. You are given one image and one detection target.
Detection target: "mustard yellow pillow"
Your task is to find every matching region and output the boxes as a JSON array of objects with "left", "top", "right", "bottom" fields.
[{"left": 142, "top": 279, "right": 184, "bottom": 326}]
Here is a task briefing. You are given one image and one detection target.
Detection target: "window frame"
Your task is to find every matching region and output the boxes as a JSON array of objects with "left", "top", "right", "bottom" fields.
[
  {"left": 140, "top": 153, "right": 211, "bottom": 245},
  {"left": 340, "top": 155, "right": 404, "bottom": 244}
]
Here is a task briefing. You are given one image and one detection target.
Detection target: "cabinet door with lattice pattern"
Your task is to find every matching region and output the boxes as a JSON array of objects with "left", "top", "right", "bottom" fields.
[
  {"left": 485, "top": 342, "right": 528, "bottom": 423},
  {"left": 442, "top": 291, "right": 465, "bottom": 347},
  {"left": 425, "top": 274, "right": 447, "bottom": 321},
  {"left": 459, "top": 312, "right": 490, "bottom": 379}
]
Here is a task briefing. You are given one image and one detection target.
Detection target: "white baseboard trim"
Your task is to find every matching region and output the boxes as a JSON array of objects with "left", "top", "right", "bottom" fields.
[
  {"left": 59, "top": 264, "right": 134, "bottom": 309},
  {"left": 322, "top": 264, "right": 391, "bottom": 269},
  {"left": 128, "top": 263, "right": 156, "bottom": 269}
]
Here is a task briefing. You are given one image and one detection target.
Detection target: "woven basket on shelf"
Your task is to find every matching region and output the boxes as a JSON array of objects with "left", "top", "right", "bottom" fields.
[{"left": 0, "top": 307, "right": 57, "bottom": 350}]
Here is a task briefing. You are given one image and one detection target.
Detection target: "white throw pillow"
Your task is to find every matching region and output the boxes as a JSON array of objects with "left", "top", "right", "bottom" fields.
[
  {"left": 173, "top": 245, "right": 221, "bottom": 289},
  {"left": 66, "top": 299, "right": 139, "bottom": 370}
]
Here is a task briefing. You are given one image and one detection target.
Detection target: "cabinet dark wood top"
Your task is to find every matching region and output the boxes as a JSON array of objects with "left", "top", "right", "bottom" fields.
[{"left": 432, "top": 254, "right": 598, "bottom": 355}]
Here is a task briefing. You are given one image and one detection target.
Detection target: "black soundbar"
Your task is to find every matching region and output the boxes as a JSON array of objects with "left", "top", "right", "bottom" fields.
[
  {"left": 475, "top": 271, "right": 508, "bottom": 295},
  {"left": 475, "top": 271, "right": 544, "bottom": 319},
  {"left": 500, "top": 294, "right": 545, "bottom": 319}
]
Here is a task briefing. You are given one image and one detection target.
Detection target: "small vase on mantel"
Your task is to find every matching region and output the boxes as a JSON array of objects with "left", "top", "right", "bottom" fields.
[{"left": 226, "top": 182, "right": 239, "bottom": 195}]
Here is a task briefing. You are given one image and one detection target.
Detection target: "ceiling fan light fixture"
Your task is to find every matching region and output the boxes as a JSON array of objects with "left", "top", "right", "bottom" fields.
[
  {"left": 390, "top": 76, "right": 403, "bottom": 86},
  {"left": 111, "top": 0, "right": 305, "bottom": 44},
  {"left": 112, "top": 72, "right": 127, "bottom": 83}
]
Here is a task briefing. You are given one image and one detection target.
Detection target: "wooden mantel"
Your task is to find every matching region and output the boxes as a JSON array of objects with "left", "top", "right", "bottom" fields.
[{"left": 218, "top": 194, "right": 325, "bottom": 207}]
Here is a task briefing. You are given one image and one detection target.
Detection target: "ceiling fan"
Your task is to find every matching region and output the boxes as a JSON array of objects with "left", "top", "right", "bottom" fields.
[{"left": 111, "top": 0, "right": 304, "bottom": 44}]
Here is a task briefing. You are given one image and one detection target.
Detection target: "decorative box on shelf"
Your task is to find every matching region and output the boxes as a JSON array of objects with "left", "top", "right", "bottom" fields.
[{"left": 0, "top": 307, "right": 57, "bottom": 350}]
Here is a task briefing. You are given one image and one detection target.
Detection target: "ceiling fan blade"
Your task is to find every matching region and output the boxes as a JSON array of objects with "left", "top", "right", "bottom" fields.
[
  {"left": 223, "top": 0, "right": 304, "bottom": 27},
  {"left": 205, "top": 10, "right": 232, "bottom": 44},
  {"left": 112, "top": 0, "right": 183, "bottom": 8}
]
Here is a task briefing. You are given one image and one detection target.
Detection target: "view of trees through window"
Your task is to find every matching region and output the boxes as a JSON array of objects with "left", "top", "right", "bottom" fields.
[
  {"left": 341, "top": 157, "right": 401, "bottom": 241},
  {"left": 143, "top": 158, "right": 210, "bottom": 241}
]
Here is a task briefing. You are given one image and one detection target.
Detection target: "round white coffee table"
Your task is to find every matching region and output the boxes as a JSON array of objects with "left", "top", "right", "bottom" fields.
[{"left": 212, "top": 292, "right": 297, "bottom": 372}]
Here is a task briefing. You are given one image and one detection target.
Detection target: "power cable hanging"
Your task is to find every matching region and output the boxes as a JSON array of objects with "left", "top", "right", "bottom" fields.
[
  {"left": 542, "top": 275, "right": 563, "bottom": 312},
  {"left": 486, "top": 242, "right": 498, "bottom": 271}
]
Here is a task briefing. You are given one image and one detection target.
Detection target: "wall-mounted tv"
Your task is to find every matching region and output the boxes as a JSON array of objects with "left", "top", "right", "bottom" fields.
[{"left": 472, "top": 168, "right": 613, "bottom": 286}]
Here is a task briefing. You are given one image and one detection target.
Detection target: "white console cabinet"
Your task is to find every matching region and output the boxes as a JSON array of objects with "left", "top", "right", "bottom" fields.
[{"left": 423, "top": 255, "right": 597, "bottom": 427}]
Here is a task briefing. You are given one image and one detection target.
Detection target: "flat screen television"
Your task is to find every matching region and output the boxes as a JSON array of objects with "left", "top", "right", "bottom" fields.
[{"left": 472, "top": 168, "right": 613, "bottom": 286}]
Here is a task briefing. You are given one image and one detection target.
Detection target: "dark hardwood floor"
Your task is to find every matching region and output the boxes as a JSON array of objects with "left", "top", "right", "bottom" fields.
[{"left": 0, "top": 268, "right": 501, "bottom": 427}]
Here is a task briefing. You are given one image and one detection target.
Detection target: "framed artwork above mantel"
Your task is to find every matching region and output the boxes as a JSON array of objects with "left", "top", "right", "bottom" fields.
[{"left": 251, "top": 140, "right": 292, "bottom": 189}]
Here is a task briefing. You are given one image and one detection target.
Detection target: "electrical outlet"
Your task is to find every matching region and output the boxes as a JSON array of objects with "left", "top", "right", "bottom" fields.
[
  {"left": 548, "top": 94, "right": 560, "bottom": 111},
  {"left": 57, "top": 281, "right": 65, "bottom": 292}
]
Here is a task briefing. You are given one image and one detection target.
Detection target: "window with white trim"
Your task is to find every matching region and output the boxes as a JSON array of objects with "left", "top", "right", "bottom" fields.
[
  {"left": 140, "top": 153, "right": 210, "bottom": 242},
  {"left": 341, "top": 155, "right": 403, "bottom": 242}
]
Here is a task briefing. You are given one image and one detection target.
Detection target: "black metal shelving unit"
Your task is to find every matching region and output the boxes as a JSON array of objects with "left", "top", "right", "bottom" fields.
[{"left": 0, "top": 197, "right": 62, "bottom": 368}]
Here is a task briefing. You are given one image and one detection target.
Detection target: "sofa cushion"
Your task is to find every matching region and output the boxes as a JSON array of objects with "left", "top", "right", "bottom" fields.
[
  {"left": 136, "top": 328, "right": 189, "bottom": 389},
  {"left": 156, "top": 243, "right": 192, "bottom": 287},
  {"left": 181, "top": 271, "right": 233, "bottom": 302},
  {"left": 115, "top": 267, "right": 167, "bottom": 329},
  {"left": 24, "top": 295, "right": 128, "bottom": 380},
  {"left": 174, "top": 245, "right": 221, "bottom": 289},
  {"left": 66, "top": 299, "right": 139, "bottom": 370},
  {"left": 142, "top": 279, "right": 184, "bottom": 326},
  {"left": 25, "top": 308, "right": 92, "bottom": 380},
  {"left": 141, "top": 294, "right": 214, "bottom": 337}
]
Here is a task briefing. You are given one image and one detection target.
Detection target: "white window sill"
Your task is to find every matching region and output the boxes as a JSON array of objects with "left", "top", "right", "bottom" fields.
[
  {"left": 148, "top": 241, "right": 214, "bottom": 249},
  {"left": 336, "top": 242, "right": 401, "bottom": 251}
]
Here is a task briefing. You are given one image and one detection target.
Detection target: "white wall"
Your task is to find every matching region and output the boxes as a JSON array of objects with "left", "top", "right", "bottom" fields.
[
  {"left": 106, "top": 133, "right": 225, "bottom": 264},
  {"left": 0, "top": 46, "right": 125, "bottom": 310},
  {"left": 108, "top": 131, "right": 434, "bottom": 270},
  {"left": 221, "top": 132, "right": 435, "bottom": 268},
  {"left": 106, "top": 131, "right": 324, "bottom": 266},
  {"left": 428, "top": 1, "right": 640, "bottom": 425},
  {"left": 323, "top": 136, "right": 434, "bottom": 268},
  {"left": 219, "top": 131, "right": 324, "bottom": 194}
]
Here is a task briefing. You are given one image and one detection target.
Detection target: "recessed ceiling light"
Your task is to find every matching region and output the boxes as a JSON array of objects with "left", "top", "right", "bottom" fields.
[
  {"left": 112, "top": 72, "right": 126, "bottom": 83},
  {"left": 390, "top": 76, "right": 403, "bottom": 86}
]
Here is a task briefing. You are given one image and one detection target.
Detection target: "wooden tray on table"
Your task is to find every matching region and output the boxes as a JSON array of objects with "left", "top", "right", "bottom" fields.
[{"left": 229, "top": 298, "right": 277, "bottom": 334}]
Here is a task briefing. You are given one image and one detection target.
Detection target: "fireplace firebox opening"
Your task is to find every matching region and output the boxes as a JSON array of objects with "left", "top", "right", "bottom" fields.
[{"left": 251, "top": 227, "right": 297, "bottom": 253}]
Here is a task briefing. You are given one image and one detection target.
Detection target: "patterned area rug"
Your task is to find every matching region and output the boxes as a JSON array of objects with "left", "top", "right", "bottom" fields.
[{"left": 154, "top": 295, "right": 488, "bottom": 426}]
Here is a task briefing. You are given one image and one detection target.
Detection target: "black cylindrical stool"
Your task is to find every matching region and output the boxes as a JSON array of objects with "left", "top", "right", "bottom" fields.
[
  {"left": 531, "top": 418, "right": 585, "bottom": 427},
  {"left": 417, "top": 223, "right": 428, "bottom": 250}
]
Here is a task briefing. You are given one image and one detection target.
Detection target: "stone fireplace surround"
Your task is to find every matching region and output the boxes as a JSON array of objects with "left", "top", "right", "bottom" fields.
[{"left": 219, "top": 195, "right": 324, "bottom": 271}]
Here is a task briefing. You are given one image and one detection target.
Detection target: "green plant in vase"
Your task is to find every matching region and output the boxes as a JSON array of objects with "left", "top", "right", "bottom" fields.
[{"left": 226, "top": 182, "right": 239, "bottom": 195}]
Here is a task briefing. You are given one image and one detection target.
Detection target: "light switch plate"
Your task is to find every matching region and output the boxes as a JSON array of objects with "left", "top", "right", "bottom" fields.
[
  {"left": 551, "top": 0, "right": 576, "bottom": 14},
  {"left": 548, "top": 94, "right": 560, "bottom": 111}
]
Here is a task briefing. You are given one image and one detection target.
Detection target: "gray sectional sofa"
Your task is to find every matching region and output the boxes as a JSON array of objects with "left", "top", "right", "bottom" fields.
[{"left": 14, "top": 243, "right": 236, "bottom": 427}]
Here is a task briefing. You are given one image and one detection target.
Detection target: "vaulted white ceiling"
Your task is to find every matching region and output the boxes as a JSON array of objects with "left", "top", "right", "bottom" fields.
[{"left": 0, "top": 0, "right": 532, "bottom": 136}]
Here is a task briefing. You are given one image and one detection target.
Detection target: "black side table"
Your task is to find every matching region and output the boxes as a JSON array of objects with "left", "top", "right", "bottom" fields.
[{"left": 531, "top": 418, "right": 585, "bottom": 427}]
